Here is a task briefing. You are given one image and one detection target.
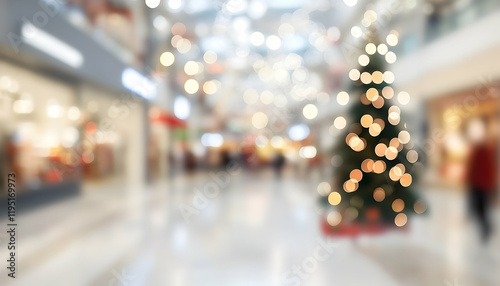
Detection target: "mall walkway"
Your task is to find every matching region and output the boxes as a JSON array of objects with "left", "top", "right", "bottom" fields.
[{"left": 1, "top": 169, "right": 499, "bottom": 286}]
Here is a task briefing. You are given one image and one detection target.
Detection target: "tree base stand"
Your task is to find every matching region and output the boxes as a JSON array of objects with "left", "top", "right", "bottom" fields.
[{"left": 320, "top": 219, "right": 406, "bottom": 237}]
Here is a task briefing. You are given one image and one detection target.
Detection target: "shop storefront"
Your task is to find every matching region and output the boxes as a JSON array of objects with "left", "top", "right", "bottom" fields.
[
  {"left": 0, "top": 60, "right": 81, "bottom": 200},
  {"left": 427, "top": 86, "right": 499, "bottom": 187},
  {"left": 0, "top": 0, "right": 154, "bottom": 201}
]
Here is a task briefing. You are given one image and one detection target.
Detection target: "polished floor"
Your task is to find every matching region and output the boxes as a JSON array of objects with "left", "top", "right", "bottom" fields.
[{"left": 1, "top": 168, "right": 499, "bottom": 286}]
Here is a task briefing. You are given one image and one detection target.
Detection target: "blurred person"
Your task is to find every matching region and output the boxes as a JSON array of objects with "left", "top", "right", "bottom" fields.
[
  {"left": 241, "top": 145, "right": 257, "bottom": 168},
  {"left": 271, "top": 151, "right": 286, "bottom": 178},
  {"left": 184, "top": 149, "right": 197, "bottom": 172},
  {"left": 220, "top": 149, "right": 231, "bottom": 169},
  {"left": 465, "top": 116, "right": 498, "bottom": 243}
]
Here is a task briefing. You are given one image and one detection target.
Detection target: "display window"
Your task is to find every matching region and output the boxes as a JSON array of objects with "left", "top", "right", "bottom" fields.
[
  {"left": 0, "top": 61, "right": 81, "bottom": 195},
  {"left": 79, "top": 84, "right": 135, "bottom": 182},
  {"left": 427, "top": 86, "right": 499, "bottom": 186}
]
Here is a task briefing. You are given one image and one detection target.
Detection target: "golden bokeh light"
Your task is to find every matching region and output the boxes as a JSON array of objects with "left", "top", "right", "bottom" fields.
[
  {"left": 389, "top": 168, "right": 400, "bottom": 181},
  {"left": 361, "top": 159, "right": 374, "bottom": 173},
  {"left": 328, "top": 192, "right": 342, "bottom": 205},
  {"left": 360, "top": 93, "right": 371, "bottom": 105},
  {"left": 349, "top": 69, "right": 360, "bottom": 81},
  {"left": 266, "top": 35, "right": 282, "bottom": 50},
  {"left": 372, "top": 96, "right": 384, "bottom": 109},
  {"left": 372, "top": 71, "right": 383, "bottom": 84},
  {"left": 375, "top": 143, "right": 387, "bottom": 157},
  {"left": 365, "top": 43, "right": 376, "bottom": 55},
  {"left": 385, "top": 51, "right": 397, "bottom": 64},
  {"left": 400, "top": 173, "right": 412, "bottom": 187},
  {"left": 177, "top": 38, "right": 192, "bottom": 54},
  {"left": 360, "top": 114, "right": 373, "bottom": 128},
  {"left": 388, "top": 112, "right": 400, "bottom": 121},
  {"left": 349, "top": 135, "right": 361, "bottom": 147},
  {"left": 373, "top": 187, "right": 385, "bottom": 202},
  {"left": 203, "top": 80, "right": 219, "bottom": 95},
  {"left": 337, "top": 91, "right": 350, "bottom": 105},
  {"left": 373, "top": 119, "right": 385, "bottom": 130},
  {"left": 252, "top": 112, "right": 268, "bottom": 129},
  {"left": 388, "top": 106, "right": 400, "bottom": 123},
  {"left": 171, "top": 35, "right": 182, "bottom": 47},
  {"left": 369, "top": 123, "right": 382, "bottom": 137},
  {"left": 160, "top": 51, "right": 175, "bottom": 67},
  {"left": 406, "top": 150, "right": 418, "bottom": 163},
  {"left": 366, "top": 88, "right": 379, "bottom": 101},
  {"left": 344, "top": 179, "right": 358, "bottom": 193},
  {"left": 349, "top": 69, "right": 361, "bottom": 81},
  {"left": 373, "top": 160, "right": 386, "bottom": 174},
  {"left": 382, "top": 86, "right": 394, "bottom": 99},
  {"left": 389, "top": 138, "right": 400, "bottom": 148},
  {"left": 364, "top": 10, "right": 377, "bottom": 22},
  {"left": 395, "top": 213, "right": 407, "bottom": 227},
  {"left": 350, "top": 169, "right": 363, "bottom": 182},
  {"left": 203, "top": 51, "right": 218, "bottom": 64},
  {"left": 392, "top": 199, "right": 405, "bottom": 212},
  {"left": 386, "top": 33, "right": 399, "bottom": 46},
  {"left": 385, "top": 146, "right": 398, "bottom": 160},
  {"left": 303, "top": 104, "right": 318, "bottom": 119},
  {"left": 358, "top": 54, "right": 370, "bottom": 66},
  {"left": 389, "top": 165, "right": 405, "bottom": 181},
  {"left": 377, "top": 43, "right": 388, "bottom": 55},
  {"left": 184, "top": 61, "right": 200, "bottom": 75},
  {"left": 360, "top": 72, "right": 372, "bottom": 84},
  {"left": 334, "top": 116, "right": 347, "bottom": 129},
  {"left": 250, "top": 31, "right": 265, "bottom": 46},
  {"left": 388, "top": 116, "right": 401, "bottom": 125},
  {"left": 346, "top": 133, "right": 357, "bottom": 145},
  {"left": 398, "top": 130, "right": 411, "bottom": 144},
  {"left": 398, "top": 91, "right": 410, "bottom": 105},
  {"left": 383, "top": 71, "right": 395, "bottom": 83},
  {"left": 351, "top": 138, "right": 366, "bottom": 152},
  {"left": 396, "top": 163, "right": 406, "bottom": 174},
  {"left": 184, "top": 79, "right": 199, "bottom": 94},
  {"left": 327, "top": 211, "right": 342, "bottom": 226}
]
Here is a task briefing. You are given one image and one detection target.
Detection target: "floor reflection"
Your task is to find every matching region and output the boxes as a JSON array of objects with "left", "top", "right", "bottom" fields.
[{"left": 1, "top": 169, "right": 499, "bottom": 286}]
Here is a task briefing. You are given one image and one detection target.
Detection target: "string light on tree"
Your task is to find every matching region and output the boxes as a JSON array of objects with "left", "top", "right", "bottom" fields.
[
  {"left": 334, "top": 116, "right": 347, "bottom": 129},
  {"left": 337, "top": 91, "right": 350, "bottom": 105},
  {"left": 323, "top": 27, "right": 424, "bottom": 230},
  {"left": 377, "top": 44, "right": 388, "bottom": 55},
  {"left": 349, "top": 69, "right": 360, "bottom": 81}
]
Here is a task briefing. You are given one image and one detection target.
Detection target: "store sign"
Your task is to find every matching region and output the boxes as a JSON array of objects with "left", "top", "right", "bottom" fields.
[{"left": 121, "top": 68, "right": 157, "bottom": 100}]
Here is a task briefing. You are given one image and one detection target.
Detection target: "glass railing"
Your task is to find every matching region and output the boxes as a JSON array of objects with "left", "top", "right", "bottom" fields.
[
  {"left": 424, "top": 0, "right": 500, "bottom": 43},
  {"left": 62, "top": 3, "right": 136, "bottom": 66},
  {"left": 396, "top": 0, "right": 500, "bottom": 58}
]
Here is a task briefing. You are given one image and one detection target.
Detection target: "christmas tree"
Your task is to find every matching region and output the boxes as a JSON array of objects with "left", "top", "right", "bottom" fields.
[{"left": 322, "top": 30, "right": 425, "bottom": 230}]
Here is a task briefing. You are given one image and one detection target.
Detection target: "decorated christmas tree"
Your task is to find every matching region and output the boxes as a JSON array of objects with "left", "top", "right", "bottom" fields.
[{"left": 322, "top": 29, "right": 426, "bottom": 232}]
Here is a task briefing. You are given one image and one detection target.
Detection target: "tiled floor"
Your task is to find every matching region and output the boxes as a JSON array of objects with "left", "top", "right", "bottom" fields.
[{"left": 1, "top": 169, "right": 499, "bottom": 285}]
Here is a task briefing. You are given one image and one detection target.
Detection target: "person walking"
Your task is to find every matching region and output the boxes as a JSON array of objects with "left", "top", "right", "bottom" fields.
[{"left": 466, "top": 117, "right": 498, "bottom": 243}]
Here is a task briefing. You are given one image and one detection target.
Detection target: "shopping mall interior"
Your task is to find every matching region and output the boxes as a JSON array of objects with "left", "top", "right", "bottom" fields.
[{"left": 0, "top": 0, "right": 499, "bottom": 285}]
